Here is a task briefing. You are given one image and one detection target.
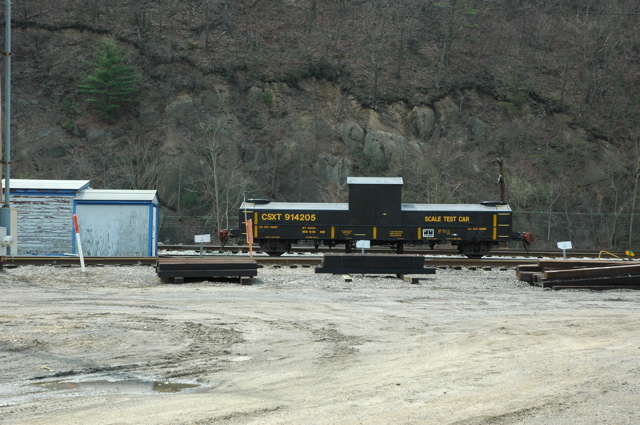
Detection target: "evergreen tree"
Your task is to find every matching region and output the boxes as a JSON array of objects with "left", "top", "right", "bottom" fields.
[{"left": 78, "top": 39, "right": 141, "bottom": 122}]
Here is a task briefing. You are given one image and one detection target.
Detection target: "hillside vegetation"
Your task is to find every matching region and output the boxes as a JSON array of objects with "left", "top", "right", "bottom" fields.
[{"left": 1, "top": 0, "right": 639, "bottom": 248}]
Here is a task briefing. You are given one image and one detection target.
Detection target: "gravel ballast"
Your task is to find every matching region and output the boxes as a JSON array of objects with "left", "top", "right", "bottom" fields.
[{"left": 1, "top": 264, "right": 639, "bottom": 425}]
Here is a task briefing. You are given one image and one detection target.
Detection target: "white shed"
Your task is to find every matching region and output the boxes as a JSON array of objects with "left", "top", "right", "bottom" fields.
[
  {"left": 73, "top": 189, "right": 159, "bottom": 257},
  {"left": 3, "top": 179, "right": 90, "bottom": 255}
]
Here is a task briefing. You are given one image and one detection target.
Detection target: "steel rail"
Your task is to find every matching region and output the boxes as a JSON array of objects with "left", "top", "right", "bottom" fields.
[
  {"left": 1, "top": 256, "right": 158, "bottom": 267},
  {"left": 158, "top": 244, "right": 627, "bottom": 259},
  {"left": 2, "top": 255, "right": 536, "bottom": 269}
]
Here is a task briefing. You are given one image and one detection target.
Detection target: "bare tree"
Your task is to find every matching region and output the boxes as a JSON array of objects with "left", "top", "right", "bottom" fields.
[
  {"left": 361, "top": 1, "right": 387, "bottom": 108},
  {"left": 186, "top": 120, "right": 254, "bottom": 234},
  {"left": 321, "top": 180, "right": 348, "bottom": 203},
  {"left": 92, "top": 0, "right": 103, "bottom": 27},
  {"left": 527, "top": 17, "right": 554, "bottom": 94},
  {"left": 308, "top": 0, "right": 318, "bottom": 28},
  {"left": 392, "top": 1, "right": 419, "bottom": 80},
  {"left": 433, "top": 0, "right": 481, "bottom": 88},
  {"left": 117, "top": 131, "right": 165, "bottom": 190},
  {"left": 628, "top": 142, "right": 640, "bottom": 250},
  {"left": 222, "top": 0, "right": 233, "bottom": 34},
  {"left": 574, "top": 0, "right": 624, "bottom": 105},
  {"left": 411, "top": 141, "right": 467, "bottom": 204}
]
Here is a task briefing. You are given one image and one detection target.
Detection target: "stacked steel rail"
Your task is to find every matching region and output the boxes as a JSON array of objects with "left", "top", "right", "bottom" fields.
[{"left": 517, "top": 259, "right": 640, "bottom": 290}]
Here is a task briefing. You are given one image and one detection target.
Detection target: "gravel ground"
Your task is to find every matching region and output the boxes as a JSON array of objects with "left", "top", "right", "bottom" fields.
[{"left": 1, "top": 262, "right": 639, "bottom": 425}]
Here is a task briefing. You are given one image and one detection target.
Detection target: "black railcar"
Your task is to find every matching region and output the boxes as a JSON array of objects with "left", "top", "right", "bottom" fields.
[{"left": 238, "top": 177, "right": 527, "bottom": 257}]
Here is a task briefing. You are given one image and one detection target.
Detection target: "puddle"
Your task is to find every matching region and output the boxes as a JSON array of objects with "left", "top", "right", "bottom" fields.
[{"left": 32, "top": 379, "right": 200, "bottom": 394}]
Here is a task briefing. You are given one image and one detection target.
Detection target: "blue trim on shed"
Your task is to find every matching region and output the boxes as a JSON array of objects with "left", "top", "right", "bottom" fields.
[
  {"left": 148, "top": 204, "right": 159, "bottom": 256},
  {"left": 71, "top": 203, "right": 77, "bottom": 255}
]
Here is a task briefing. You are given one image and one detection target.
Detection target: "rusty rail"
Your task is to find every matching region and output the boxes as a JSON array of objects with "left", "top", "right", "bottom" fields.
[{"left": 2, "top": 255, "right": 536, "bottom": 269}]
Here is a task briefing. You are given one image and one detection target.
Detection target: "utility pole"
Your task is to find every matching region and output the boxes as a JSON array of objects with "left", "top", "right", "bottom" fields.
[
  {"left": 496, "top": 158, "right": 506, "bottom": 203},
  {"left": 1, "top": 0, "right": 13, "bottom": 255},
  {"left": 1, "top": 54, "right": 2, "bottom": 207},
  {"left": 496, "top": 158, "right": 508, "bottom": 249}
]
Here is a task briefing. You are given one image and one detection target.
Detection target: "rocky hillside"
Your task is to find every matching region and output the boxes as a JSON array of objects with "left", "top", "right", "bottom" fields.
[{"left": 1, "top": 0, "right": 639, "bottom": 247}]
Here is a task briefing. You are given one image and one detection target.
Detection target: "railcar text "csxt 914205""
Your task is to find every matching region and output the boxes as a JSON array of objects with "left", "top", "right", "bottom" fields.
[{"left": 233, "top": 177, "right": 532, "bottom": 258}]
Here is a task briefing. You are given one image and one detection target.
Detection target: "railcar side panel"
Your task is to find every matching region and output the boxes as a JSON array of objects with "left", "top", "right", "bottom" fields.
[
  {"left": 241, "top": 204, "right": 513, "bottom": 245},
  {"left": 401, "top": 204, "right": 513, "bottom": 245},
  {"left": 240, "top": 205, "right": 349, "bottom": 241}
]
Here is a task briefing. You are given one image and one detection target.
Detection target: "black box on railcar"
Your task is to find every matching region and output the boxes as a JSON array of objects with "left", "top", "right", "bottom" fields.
[{"left": 348, "top": 177, "right": 403, "bottom": 226}]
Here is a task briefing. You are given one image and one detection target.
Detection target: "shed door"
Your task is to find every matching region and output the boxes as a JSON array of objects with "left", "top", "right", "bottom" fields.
[{"left": 75, "top": 204, "right": 150, "bottom": 256}]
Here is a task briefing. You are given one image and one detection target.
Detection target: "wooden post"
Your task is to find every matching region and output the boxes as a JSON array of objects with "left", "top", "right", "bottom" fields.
[{"left": 246, "top": 218, "right": 253, "bottom": 257}]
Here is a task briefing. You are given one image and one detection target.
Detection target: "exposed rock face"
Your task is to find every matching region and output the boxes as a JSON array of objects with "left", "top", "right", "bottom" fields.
[
  {"left": 363, "top": 129, "right": 407, "bottom": 165},
  {"left": 165, "top": 96, "right": 197, "bottom": 127},
  {"left": 12, "top": 68, "right": 593, "bottom": 208},
  {"left": 317, "top": 154, "right": 351, "bottom": 183},
  {"left": 468, "top": 117, "right": 486, "bottom": 139},
  {"left": 409, "top": 106, "right": 436, "bottom": 141},
  {"left": 335, "top": 122, "right": 365, "bottom": 155}
]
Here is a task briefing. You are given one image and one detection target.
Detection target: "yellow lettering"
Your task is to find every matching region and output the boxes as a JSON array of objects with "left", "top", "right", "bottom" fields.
[
  {"left": 458, "top": 216, "right": 470, "bottom": 222},
  {"left": 425, "top": 216, "right": 441, "bottom": 222},
  {"left": 284, "top": 213, "right": 317, "bottom": 221}
]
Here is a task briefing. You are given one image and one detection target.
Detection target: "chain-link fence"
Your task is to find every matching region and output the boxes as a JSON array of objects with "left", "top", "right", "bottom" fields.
[
  {"left": 513, "top": 211, "right": 638, "bottom": 251},
  {"left": 159, "top": 215, "right": 220, "bottom": 245}
]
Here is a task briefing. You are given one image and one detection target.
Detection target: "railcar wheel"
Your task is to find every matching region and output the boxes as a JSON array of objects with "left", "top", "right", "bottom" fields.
[
  {"left": 259, "top": 240, "right": 292, "bottom": 257},
  {"left": 458, "top": 242, "right": 492, "bottom": 258}
]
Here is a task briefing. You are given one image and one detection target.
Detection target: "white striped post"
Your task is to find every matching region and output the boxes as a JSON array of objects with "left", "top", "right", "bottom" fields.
[{"left": 73, "top": 214, "right": 86, "bottom": 272}]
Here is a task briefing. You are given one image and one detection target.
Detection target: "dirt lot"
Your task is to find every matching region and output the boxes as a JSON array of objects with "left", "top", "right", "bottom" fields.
[{"left": 1, "top": 263, "right": 639, "bottom": 425}]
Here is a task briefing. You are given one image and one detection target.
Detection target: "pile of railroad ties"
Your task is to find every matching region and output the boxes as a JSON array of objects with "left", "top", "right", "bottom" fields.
[{"left": 516, "top": 259, "right": 640, "bottom": 290}]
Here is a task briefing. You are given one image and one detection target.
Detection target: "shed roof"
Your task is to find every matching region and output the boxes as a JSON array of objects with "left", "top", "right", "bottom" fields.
[
  {"left": 3, "top": 179, "right": 91, "bottom": 191},
  {"left": 74, "top": 189, "right": 159, "bottom": 204},
  {"left": 347, "top": 177, "right": 404, "bottom": 185}
]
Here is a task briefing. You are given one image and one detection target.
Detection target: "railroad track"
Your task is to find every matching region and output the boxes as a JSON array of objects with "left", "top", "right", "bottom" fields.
[
  {"left": 2, "top": 240, "right": 627, "bottom": 269},
  {"left": 159, "top": 244, "right": 629, "bottom": 260},
  {"left": 1, "top": 254, "right": 537, "bottom": 269},
  {"left": 1, "top": 256, "right": 158, "bottom": 267},
  {"left": 5, "top": 254, "right": 634, "bottom": 291}
]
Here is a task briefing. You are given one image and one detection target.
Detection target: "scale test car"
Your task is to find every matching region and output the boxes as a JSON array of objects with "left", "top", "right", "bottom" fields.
[{"left": 237, "top": 177, "right": 530, "bottom": 257}]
